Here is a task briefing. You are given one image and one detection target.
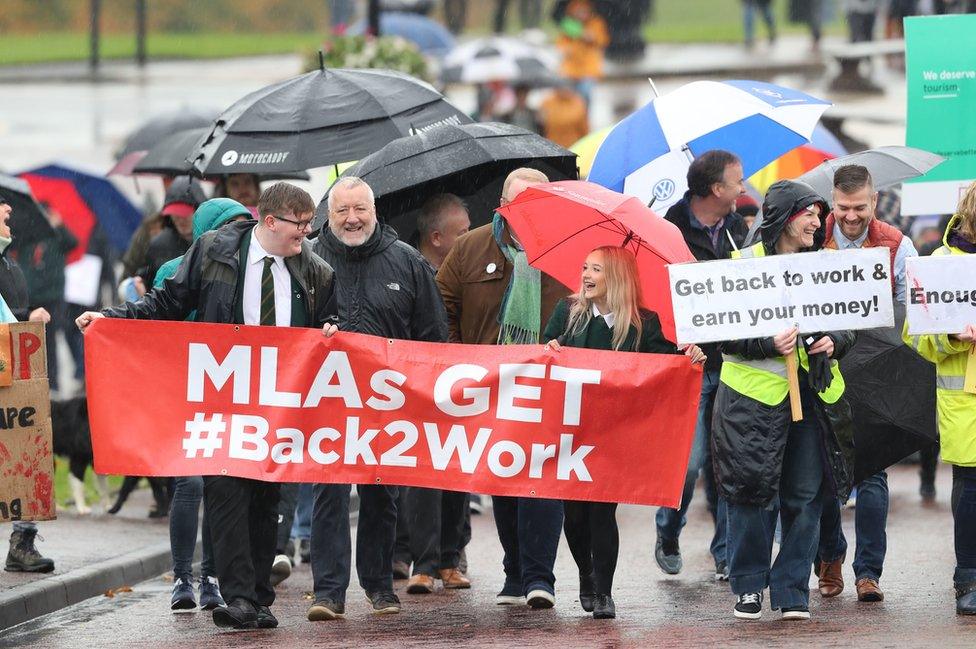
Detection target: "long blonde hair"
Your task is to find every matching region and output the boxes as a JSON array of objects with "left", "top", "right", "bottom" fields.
[
  {"left": 565, "top": 246, "right": 645, "bottom": 351},
  {"left": 955, "top": 180, "right": 976, "bottom": 244}
]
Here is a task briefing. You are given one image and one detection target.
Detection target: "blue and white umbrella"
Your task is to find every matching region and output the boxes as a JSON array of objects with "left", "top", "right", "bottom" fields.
[{"left": 588, "top": 80, "right": 832, "bottom": 212}]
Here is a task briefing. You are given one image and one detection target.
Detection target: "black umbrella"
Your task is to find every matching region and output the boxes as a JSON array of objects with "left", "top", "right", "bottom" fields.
[
  {"left": 841, "top": 304, "right": 939, "bottom": 484},
  {"left": 189, "top": 67, "right": 472, "bottom": 177},
  {"left": 311, "top": 122, "right": 579, "bottom": 242},
  {"left": 440, "top": 36, "right": 560, "bottom": 85},
  {"left": 0, "top": 173, "right": 56, "bottom": 245},
  {"left": 133, "top": 128, "right": 310, "bottom": 181},
  {"left": 116, "top": 106, "right": 221, "bottom": 159}
]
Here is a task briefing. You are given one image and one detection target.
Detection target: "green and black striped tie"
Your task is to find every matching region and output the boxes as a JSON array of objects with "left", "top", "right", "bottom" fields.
[{"left": 260, "top": 256, "right": 276, "bottom": 326}]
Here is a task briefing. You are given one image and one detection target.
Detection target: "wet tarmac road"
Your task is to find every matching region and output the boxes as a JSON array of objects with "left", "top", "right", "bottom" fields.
[{"left": 1, "top": 464, "right": 972, "bottom": 648}]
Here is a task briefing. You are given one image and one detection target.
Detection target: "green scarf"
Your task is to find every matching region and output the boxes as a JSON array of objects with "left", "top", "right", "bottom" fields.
[
  {"left": 0, "top": 235, "right": 11, "bottom": 254},
  {"left": 492, "top": 213, "right": 541, "bottom": 345}
]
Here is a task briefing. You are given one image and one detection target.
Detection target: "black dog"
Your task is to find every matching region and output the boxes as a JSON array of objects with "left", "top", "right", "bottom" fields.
[{"left": 50, "top": 396, "right": 170, "bottom": 517}]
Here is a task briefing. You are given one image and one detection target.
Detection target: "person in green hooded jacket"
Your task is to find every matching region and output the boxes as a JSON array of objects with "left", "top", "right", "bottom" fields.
[{"left": 153, "top": 198, "right": 252, "bottom": 613}]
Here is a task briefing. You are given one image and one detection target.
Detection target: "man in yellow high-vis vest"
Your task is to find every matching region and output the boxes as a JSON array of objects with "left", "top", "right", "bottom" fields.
[{"left": 712, "top": 180, "right": 856, "bottom": 622}]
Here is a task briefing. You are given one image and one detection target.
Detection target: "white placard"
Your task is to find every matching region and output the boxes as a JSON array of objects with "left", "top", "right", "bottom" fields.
[
  {"left": 905, "top": 254, "right": 976, "bottom": 334},
  {"left": 668, "top": 248, "right": 894, "bottom": 345},
  {"left": 64, "top": 254, "right": 103, "bottom": 307}
]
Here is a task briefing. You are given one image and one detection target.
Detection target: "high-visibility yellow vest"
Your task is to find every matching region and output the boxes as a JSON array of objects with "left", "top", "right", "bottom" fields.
[
  {"left": 903, "top": 216, "right": 976, "bottom": 465},
  {"left": 720, "top": 242, "right": 846, "bottom": 406}
]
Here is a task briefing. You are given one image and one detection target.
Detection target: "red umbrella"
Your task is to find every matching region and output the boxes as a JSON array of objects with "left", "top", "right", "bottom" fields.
[
  {"left": 497, "top": 180, "right": 695, "bottom": 342},
  {"left": 19, "top": 175, "right": 96, "bottom": 264}
]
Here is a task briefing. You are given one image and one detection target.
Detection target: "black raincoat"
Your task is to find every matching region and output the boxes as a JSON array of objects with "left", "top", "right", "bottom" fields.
[{"left": 711, "top": 180, "right": 856, "bottom": 506}]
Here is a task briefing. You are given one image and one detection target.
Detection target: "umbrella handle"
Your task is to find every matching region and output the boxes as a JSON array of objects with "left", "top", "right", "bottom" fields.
[{"left": 785, "top": 351, "right": 803, "bottom": 422}]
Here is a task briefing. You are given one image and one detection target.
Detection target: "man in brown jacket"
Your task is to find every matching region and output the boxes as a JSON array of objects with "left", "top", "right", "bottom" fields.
[{"left": 436, "top": 168, "right": 569, "bottom": 609}]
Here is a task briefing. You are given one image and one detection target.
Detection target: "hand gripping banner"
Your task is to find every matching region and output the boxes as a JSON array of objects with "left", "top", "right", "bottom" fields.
[{"left": 85, "top": 320, "right": 702, "bottom": 507}]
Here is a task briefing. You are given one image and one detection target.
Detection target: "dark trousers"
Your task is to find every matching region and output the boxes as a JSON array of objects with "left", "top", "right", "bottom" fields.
[
  {"left": 405, "top": 487, "right": 468, "bottom": 577},
  {"left": 818, "top": 471, "right": 888, "bottom": 581},
  {"left": 170, "top": 476, "right": 215, "bottom": 579},
  {"left": 492, "top": 496, "right": 563, "bottom": 595},
  {"left": 203, "top": 476, "right": 280, "bottom": 606},
  {"left": 311, "top": 483, "right": 398, "bottom": 603},
  {"left": 952, "top": 465, "right": 976, "bottom": 585},
  {"left": 493, "top": 0, "right": 541, "bottom": 32},
  {"left": 727, "top": 396, "right": 824, "bottom": 610},
  {"left": 563, "top": 500, "right": 619, "bottom": 594},
  {"left": 276, "top": 483, "right": 299, "bottom": 554},
  {"left": 444, "top": 0, "right": 467, "bottom": 34},
  {"left": 394, "top": 488, "right": 411, "bottom": 565}
]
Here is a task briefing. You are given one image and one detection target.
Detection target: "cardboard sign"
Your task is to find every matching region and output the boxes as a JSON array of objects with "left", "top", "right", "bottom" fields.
[
  {"left": 85, "top": 319, "right": 703, "bottom": 508},
  {"left": 906, "top": 254, "right": 976, "bottom": 335},
  {"left": 0, "top": 321, "right": 54, "bottom": 523},
  {"left": 668, "top": 248, "right": 895, "bottom": 345}
]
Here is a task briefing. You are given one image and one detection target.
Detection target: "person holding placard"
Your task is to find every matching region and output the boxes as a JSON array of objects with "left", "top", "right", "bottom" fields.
[
  {"left": 713, "top": 179, "right": 856, "bottom": 621},
  {"left": 903, "top": 180, "right": 976, "bottom": 616},
  {"left": 543, "top": 245, "right": 705, "bottom": 619},
  {"left": 815, "top": 165, "right": 918, "bottom": 605}
]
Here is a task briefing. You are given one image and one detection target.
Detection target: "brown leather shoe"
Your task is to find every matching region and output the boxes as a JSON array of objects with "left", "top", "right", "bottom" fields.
[
  {"left": 406, "top": 574, "right": 435, "bottom": 594},
  {"left": 856, "top": 577, "right": 884, "bottom": 602},
  {"left": 439, "top": 568, "right": 471, "bottom": 589},
  {"left": 817, "top": 557, "right": 844, "bottom": 597}
]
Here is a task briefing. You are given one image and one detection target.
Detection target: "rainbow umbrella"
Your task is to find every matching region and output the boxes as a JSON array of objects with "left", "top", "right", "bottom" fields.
[{"left": 747, "top": 123, "right": 847, "bottom": 195}]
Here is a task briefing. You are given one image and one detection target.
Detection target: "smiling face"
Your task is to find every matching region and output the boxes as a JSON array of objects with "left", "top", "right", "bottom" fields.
[
  {"left": 832, "top": 185, "right": 877, "bottom": 241},
  {"left": 714, "top": 162, "right": 746, "bottom": 214},
  {"left": 783, "top": 203, "right": 823, "bottom": 251},
  {"left": 260, "top": 210, "right": 312, "bottom": 257},
  {"left": 581, "top": 249, "right": 608, "bottom": 306},
  {"left": 0, "top": 202, "right": 11, "bottom": 239},
  {"left": 328, "top": 183, "right": 377, "bottom": 247}
]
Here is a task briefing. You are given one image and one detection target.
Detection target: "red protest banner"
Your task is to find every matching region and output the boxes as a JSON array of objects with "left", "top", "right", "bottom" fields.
[{"left": 86, "top": 319, "right": 702, "bottom": 507}]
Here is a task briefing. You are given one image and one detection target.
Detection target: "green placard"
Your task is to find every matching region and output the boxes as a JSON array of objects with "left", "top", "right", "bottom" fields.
[{"left": 904, "top": 14, "right": 976, "bottom": 215}]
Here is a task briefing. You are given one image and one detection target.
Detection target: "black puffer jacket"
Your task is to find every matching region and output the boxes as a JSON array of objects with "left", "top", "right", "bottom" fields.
[
  {"left": 105, "top": 220, "right": 337, "bottom": 329},
  {"left": 712, "top": 180, "right": 856, "bottom": 506},
  {"left": 312, "top": 223, "right": 447, "bottom": 342}
]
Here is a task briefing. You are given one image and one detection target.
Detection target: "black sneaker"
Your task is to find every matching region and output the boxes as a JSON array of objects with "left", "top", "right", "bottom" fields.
[
  {"left": 256, "top": 605, "right": 279, "bottom": 629},
  {"left": 198, "top": 576, "right": 225, "bottom": 611},
  {"left": 715, "top": 560, "right": 730, "bottom": 582},
  {"left": 734, "top": 592, "right": 763, "bottom": 620},
  {"left": 307, "top": 599, "right": 345, "bottom": 621},
  {"left": 781, "top": 606, "right": 810, "bottom": 620},
  {"left": 365, "top": 590, "right": 401, "bottom": 614},
  {"left": 654, "top": 536, "right": 682, "bottom": 575}
]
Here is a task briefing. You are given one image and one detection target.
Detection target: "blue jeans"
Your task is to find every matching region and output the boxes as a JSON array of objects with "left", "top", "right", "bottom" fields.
[
  {"left": 310, "top": 484, "right": 398, "bottom": 603},
  {"left": 656, "top": 370, "right": 727, "bottom": 563},
  {"left": 170, "top": 476, "right": 215, "bottom": 578},
  {"left": 728, "top": 393, "right": 824, "bottom": 610},
  {"left": 492, "top": 496, "right": 563, "bottom": 595},
  {"left": 818, "top": 471, "right": 888, "bottom": 581},
  {"left": 290, "top": 483, "right": 313, "bottom": 540},
  {"left": 743, "top": 0, "right": 775, "bottom": 44},
  {"left": 953, "top": 465, "right": 976, "bottom": 586}
]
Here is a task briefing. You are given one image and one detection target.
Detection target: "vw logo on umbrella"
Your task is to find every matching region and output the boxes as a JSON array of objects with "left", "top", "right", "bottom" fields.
[
  {"left": 653, "top": 178, "right": 676, "bottom": 202},
  {"left": 221, "top": 150, "right": 239, "bottom": 166}
]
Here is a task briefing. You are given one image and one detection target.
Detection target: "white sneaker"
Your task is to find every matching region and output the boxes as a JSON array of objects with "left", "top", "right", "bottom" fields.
[
  {"left": 781, "top": 607, "right": 811, "bottom": 620},
  {"left": 270, "top": 554, "right": 292, "bottom": 586},
  {"left": 526, "top": 589, "right": 555, "bottom": 609}
]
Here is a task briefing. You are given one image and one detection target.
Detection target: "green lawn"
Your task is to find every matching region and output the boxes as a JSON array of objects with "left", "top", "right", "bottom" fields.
[{"left": 0, "top": 2, "right": 846, "bottom": 68}]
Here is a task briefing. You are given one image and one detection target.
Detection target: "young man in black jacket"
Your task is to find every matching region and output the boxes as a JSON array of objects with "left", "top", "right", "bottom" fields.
[
  {"left": 656, "top": 150, "right": 749, "bottom": 580},
  {"left": 77, "top": 183, "right": 338, "bottom": 631}
]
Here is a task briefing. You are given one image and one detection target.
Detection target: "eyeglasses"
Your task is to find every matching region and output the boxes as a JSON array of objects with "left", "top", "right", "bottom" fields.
[{"left": 272, "top": 213, "right": 314, "bottom": 231}]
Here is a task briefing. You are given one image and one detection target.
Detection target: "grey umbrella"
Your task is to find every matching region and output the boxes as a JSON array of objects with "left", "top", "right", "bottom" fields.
[
  {"left": 746, "top": 145, "right": 947, "bottom": 243},
  {"left": 796, "top": 145, "right": 946, "bottom": 206}
]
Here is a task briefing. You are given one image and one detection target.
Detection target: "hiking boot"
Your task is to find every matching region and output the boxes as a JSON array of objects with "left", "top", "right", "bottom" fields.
[
  {"left": 270, "top": 554, "right": 292, "bottom": 587},
  {"left": 199, "top": 576, "right": 225, "bottom": 610},
  {"left": 734, "top": 592, "right": 763, "bottom": 620},
  {"left": 171, "top": 576, "right": 197, "bottom": 610},
  {"left": 654, "top": 536, "right": 682, "bottom": 575},
  {"left": 365, "top": 590, "right": 401, "bottom": 614},
  {"left": 307, "top": 599, "right": 345, "bottom": 621},
  {"left": 439, "top": 568, "right": 471, "bottom": 589},
  {"left": 5, "top": 528, "right": 55, "bottom": 573}
]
